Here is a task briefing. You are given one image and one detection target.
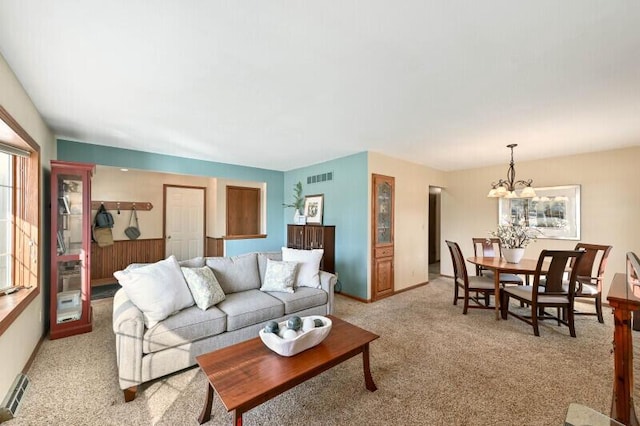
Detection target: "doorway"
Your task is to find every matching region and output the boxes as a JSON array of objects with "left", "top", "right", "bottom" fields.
[
  {"left": 164, "top": 185, "right": 206, "bottom": 260},
  {"left": 428, "top": 186, "right": 442, "bottom": 280}
]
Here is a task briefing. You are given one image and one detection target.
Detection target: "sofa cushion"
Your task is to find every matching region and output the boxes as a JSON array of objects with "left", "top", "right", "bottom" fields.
[
  {"left": 114, "top": 255, "right": 195, "bottom": 328},
  {"left": 216, "top": 289, "right": 285, "bottom": 331},
  {"left": 205, "top": 253, "right": 260, "bottom": 294},
  {"left": 181, "top": 266, "right": 226, "bottom": 310},
  {"left": 258, "top": 252, "right": 282, "bottom": 285},
  {"left": 265, "top": 287, "right": 328, "bottom": 314},
  {"left": 282, "top": 247, "right": 323, "bottom": 288},
  {"left": 259, "top": 259, "right": 297, "bottom": 293},
  {"left": 143, "top": 305, "right": 227, "bottom": 353}
]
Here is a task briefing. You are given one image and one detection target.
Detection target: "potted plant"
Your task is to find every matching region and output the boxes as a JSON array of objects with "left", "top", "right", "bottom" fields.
[
  {"left": 283, "top": 181, "right": 305, "bottom": 224},
  {"left": 489, "top": 221, "right": 538, "bottom": 263}
]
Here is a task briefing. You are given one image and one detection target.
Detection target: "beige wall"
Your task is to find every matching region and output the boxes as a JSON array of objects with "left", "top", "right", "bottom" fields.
[
  {"left": 0, "top": 54, "right": 55, "bottom": 399},
  {"left": 92, "top": 166, "right": 210, "bottom": 239},
  {"left": 441, "top": 146, "right": 640, "bottom": 297},
  {"left": 368, "top": 152, "right": 446, "bottom": 297},
  {"left": 92, "top": 166, "right": 267, "bottom": 240}
]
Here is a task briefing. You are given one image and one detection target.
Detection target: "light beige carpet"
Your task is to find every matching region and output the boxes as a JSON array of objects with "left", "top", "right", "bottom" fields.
[{"left": 8, "top": 278, "right": 620, "bottom": 425}]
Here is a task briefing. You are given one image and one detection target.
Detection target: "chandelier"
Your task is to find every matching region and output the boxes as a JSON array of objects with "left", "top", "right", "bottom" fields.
[{"left": 487, "top": 144, "right": 536, "bottom": 198}]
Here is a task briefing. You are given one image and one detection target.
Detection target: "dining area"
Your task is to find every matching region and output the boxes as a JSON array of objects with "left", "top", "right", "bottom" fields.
[
  {"left": 446, "top": 233, "right": 612, "bottom": 338},
  {"left": 444, "top": 148, "right": 614, "bottom": 337},
  {"left": 434, "top": 145, "right": 640, "bottom": 424}
]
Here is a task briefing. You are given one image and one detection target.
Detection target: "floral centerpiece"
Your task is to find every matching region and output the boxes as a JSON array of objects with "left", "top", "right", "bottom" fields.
[{"left": 489, "top": 221, "right": 539, "bottom": 263}]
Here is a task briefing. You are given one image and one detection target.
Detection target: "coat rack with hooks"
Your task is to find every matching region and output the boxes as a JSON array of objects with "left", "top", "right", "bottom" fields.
[{"left": 91, "top": 201, "right": 154, "bottom": 212}]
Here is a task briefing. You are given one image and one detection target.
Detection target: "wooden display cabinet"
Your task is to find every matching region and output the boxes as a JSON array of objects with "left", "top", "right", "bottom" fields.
[
  {"left": 371, "top": 174, "right": 394, "bottom": 301},
  {"left": 49, "top": 160, "right": 95, "bottom": 339},
  {"left": 286, "top": 225, "right": 335, "bottom": 273}
]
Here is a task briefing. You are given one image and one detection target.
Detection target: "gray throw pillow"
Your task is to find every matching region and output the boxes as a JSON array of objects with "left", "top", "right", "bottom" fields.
[
  {"left": 181, "top": 266, "right": 226, "bottom": 310},
  {"left": 259, "top": 259, "right": 298, "bottom": 293},
  {"left": 205, "top": 253, "right": 259, "bottom": 293}
]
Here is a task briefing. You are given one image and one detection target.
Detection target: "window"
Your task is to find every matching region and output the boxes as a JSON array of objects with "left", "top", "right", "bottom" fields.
[
  {"left": 0, "top": 152, "right": 11, "bottom": 291},
  {"left": 0, "top": 106, "right": 40, "bottom": 336}
]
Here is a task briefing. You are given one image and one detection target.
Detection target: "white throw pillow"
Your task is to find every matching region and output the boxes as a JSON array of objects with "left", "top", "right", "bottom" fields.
[
  {"left": 181, "top": 266, "right": 226, "bottom": 310},
  {"left": 281, "top": 247, "right": 323, "bottom": 289},
  {"left": 260, "top": 259, "right": 298, "bottom": 293},
  {"left": 114, "top": 255, "right": 195, "bottom": 328}
]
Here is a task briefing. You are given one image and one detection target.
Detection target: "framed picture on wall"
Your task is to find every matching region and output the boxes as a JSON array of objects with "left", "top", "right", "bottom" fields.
[
  {"left": 498, "top": 184, "right": 581, "bottom": 240},
  {"left": 304, "top": 194, "right": 324, "bottom": 224}
]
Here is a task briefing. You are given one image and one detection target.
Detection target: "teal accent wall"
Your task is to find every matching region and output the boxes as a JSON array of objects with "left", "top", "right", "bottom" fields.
[
  {"left": 57, "top": 139, "right": 285, "bottom": 255},
  {"left": 284, "top": 152, "right": 369, "bottom": 299}
]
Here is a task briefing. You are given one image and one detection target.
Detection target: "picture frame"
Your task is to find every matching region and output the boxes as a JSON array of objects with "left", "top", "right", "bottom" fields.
[
  {"left": 304, "top": 194, "right": 324, "bottom": 225},
  {"left": 498, "top": 185, "right": 581, "bottom": 240}
]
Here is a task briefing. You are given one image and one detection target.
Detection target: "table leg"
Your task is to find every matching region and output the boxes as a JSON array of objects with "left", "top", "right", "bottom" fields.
[
  {"left": 494, "top": 271, "right": 501, "bottom": 320},
  {"left": 232, "top": 409, "right": 243, "bottom": 426},
  {"left": 198, "top": 382, "right": 214, "bottom": 424},
  {"left": 362, "top": 343, "right": 377, "bottom": 392}
]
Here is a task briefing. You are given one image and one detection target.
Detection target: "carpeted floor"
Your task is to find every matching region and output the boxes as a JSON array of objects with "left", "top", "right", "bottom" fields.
[{"left": 9, "top": 278, "right": 622, "bottom": 425}]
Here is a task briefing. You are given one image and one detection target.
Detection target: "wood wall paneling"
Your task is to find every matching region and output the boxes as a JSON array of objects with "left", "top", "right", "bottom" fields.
[
  {"left": 90, "top": 239, "right": 164, "bottom": 285},
  {"left": 206, "top": 237, "right": 224, "bottom": 257}
]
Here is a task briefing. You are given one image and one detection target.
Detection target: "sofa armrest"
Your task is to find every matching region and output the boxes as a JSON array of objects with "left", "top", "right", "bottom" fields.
[
  {"left": 112, "top": 288, "right": 145, "bottom": 390},
  {"left": 319, "top": 271, "right": 336, "bottom": 315}
]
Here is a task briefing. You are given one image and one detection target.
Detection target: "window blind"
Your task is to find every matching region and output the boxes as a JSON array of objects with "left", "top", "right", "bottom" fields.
[{"left": 0, "top": 141, "right": 30, "bottom": 158}]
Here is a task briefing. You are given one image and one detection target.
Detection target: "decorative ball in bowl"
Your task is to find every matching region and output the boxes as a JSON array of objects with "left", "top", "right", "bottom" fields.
[{"left": 259, "top": 315, "right": 332, "bottom": 357}]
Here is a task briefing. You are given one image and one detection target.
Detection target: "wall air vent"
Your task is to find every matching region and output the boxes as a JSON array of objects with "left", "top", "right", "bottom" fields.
[
  {"left": 307, "top": 172, "right": 333, "bottom": 185},
  {"left": 0, "top": 373, "right": 29, "bottom": 423}
]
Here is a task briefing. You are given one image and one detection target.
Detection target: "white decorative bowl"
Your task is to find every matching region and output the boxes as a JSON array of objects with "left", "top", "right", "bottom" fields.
[{"left": 259, "top": 315, "right": 332, "bottom": 357}]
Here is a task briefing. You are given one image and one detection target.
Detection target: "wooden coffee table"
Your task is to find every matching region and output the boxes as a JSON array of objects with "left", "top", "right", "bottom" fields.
[{"left": 196, "top": 315, "right": 379, "bottom": 425}]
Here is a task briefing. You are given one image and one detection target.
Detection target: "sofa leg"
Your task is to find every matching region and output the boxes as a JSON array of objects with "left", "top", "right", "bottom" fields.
[{"left": 124, "top": 386, "right": 137, "bottom": 402}]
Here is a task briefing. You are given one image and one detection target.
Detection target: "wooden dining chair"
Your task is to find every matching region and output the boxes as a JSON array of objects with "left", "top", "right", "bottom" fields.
[
  {"left": 472, "top": 237, "right": 524, "bottom": 286},
  {"left": 570, "top": 243, "right": 612, "bottom": 323},
  {"left": 446, "top": 240, "right": 495, "bottom": 314},
  {"left": 500, "top": 250, "right": 585, "bottom": 337}
]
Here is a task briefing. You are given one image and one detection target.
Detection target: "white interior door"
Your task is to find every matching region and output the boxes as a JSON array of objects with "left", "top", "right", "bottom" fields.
[{"left": 165, "top": 186, "right": 205, "bottom": 260}]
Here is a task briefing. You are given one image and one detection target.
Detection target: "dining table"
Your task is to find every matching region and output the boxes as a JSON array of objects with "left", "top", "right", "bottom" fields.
[{"left": 466, "top": 256, "right": 541, "bottom": 320}]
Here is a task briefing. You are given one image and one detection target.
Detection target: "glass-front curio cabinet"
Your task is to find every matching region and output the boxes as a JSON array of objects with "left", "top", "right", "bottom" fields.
[
  {"left": 50, "top": 160, "right": 95, "bottom": 339},
  {"left": 371, "top": 174, "right": 395, "bottom": 301}
]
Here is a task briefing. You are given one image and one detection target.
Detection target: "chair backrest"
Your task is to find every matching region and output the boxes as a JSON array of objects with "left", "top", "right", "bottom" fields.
[
  {"left": 472, "top": 238, "right": 502, "bottom": 275},
  {"left": 572, "top": 243, "right": 613, "bottom": 286},
  {"left": 472, "top": 237, "right": 502, "bottom": 257},
  {"left": 446, "top": 240, "right": 469, "bottom": 286},
  {"left": 532, "top": 250, "right": 585, "bottom": 297}
]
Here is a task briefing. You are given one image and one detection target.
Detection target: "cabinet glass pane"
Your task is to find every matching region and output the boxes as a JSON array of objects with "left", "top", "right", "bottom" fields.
[
  {"left": 376, "top": 182, "right": 392, "bottom": 244},
  {"left": 55, "top": 260, "right": 83, "bottom": 324},
  {"left": 57, "top": 175, "right": 83, "bottom": 255}
]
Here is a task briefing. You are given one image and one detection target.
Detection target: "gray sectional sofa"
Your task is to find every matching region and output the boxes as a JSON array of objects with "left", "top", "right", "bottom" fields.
[{"left": 112, "top": 251, "right": 336, "bottom": 401}]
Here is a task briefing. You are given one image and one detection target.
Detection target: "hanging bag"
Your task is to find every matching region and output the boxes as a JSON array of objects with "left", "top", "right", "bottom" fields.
[
  {"left": 93, "top": 204, "right": 114, "bottom": 247},
  {"left": 124, "top": 207, "right": 141, "bottom": 240},
  {"left": 95, "top": 204, "right": 115, "bottom": 228},
  {"left": 93, "top": 225, "right": 114, "bottom": 247}
]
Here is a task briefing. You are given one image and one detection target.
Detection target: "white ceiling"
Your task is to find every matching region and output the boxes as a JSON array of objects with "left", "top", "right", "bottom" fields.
[{"left": 1, "top": 1, "right": 639, "bottom": 171}]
